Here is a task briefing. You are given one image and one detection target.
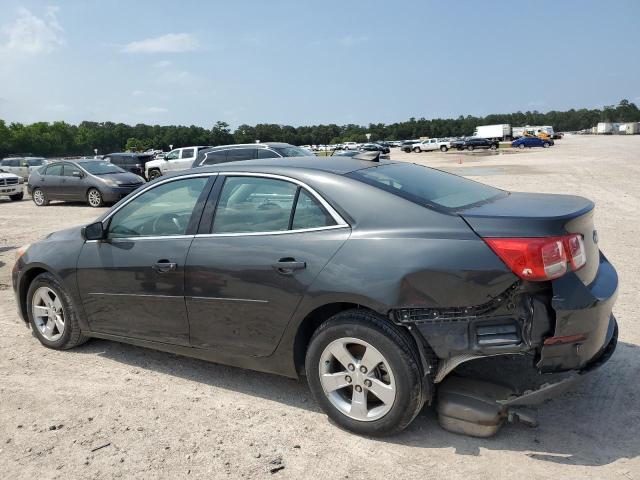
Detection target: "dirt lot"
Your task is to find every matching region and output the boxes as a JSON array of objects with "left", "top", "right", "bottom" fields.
[{"left": 1, "top": 135, "right": 639, "bottom": 479}]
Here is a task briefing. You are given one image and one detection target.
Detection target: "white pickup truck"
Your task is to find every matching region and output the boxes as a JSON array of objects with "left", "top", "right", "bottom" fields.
[
  {"left": 410, "top": 138, "right": 451, "bottom": 153},
  {"left": 144, "top": 146, "right": 211, "bottom": 180},
  {"left": 0, "top": 169, "right": 25, "bottom": 201}
]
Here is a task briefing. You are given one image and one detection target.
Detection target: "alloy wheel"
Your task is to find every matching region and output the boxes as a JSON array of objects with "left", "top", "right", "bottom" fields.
[
  {"left": 31, "top": 287, "right": 65, "bottom": 341},
  {"left": 87, "top": 189, "right": 102, "bottom": 207},
  {"left": 33, "top": 189, "right": 45, "bottom": 206},
  {"left": 318, "top": 337, "right": 396, "bottom": 422}
]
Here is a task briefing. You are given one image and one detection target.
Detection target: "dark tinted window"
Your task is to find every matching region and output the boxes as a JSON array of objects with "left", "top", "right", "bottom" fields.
[
  {"left": 45, "top": 164, "right": 64, "bottom": 176},
  {"left": 226, "top": 148, "right": 257, "bottom": 161},
  {"left": 273, "top": 146, "right": 315, "bottom": 157},
  {"left": 201, "top": 150, "right": 227, "bottom": 166},
  {"left": 257, "top": 149, "right": 280, "bottom": 159},
  {"left": 292, "top": 190, "right": 336, "bottom": 229},
  {"left": 348, "top": 163, "right": 504, "bottom": 210},
  {"left": 62, "top": 164, "right": 83, "bottom": 176},
  {"left": 181, "top": 148, "right": 195, "bottom": 159},
  {"left": 212, "top": 177, "right": 297, "bottom": 233}
]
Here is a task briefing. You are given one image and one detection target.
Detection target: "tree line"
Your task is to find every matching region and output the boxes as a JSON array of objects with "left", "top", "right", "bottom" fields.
[{"left": 1, "top": 100, "right": 638, "bottom": 158}]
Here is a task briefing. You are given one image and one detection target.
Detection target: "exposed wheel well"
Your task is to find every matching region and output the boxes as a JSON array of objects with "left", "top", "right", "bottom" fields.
[{"left": 18, "top": 267, "right": 48, "bottom": 323}]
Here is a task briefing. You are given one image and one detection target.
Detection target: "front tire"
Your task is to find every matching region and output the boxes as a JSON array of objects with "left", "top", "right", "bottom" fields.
[
  {"left": 490, "top": 144, "right": 498, "bottom": 150},
  {"left": 27, "top": 272, "right": 88, "bottom": 350},
  {"left": 467, "top": 145, "right": 474, "bottom": 151},
  {"left": 305, "top": 310, "right": 426, "bottom": 436},
  {"left": 9, "top": 192, "right": 24, "bottom": 201},
  {"left": 518, "top": 143, "right": 526, "bottom": 149},
  {"left": 543, "top": 142, "right": 550, "bottom": 148},
  {"left": 440, "top": 145, "right": 448, "bottom": 152},
  {"left": 87, "top": 188, "right": 104, "bottom": 207},
  {"left": 147, "top": 169, "right": 162, "bottom": 181},
  {"left": 413, "top": 147, "right": 421, "bottom": 153}
]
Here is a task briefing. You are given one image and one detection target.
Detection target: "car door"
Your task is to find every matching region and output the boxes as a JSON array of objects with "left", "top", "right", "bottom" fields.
[
  {"left": 185, "top": 174, "right": 351, "bottom": 356},
  {"left": 61, "top": 163, "right": 86, "bottom": 200},
  {"left": 76, "top": 174, "right": 214, "bottom": 344},
  {"left": 162, "top": 149, "right": 181, "bottom": 173},
  {"left": 37, "top": 163, "right": 64, "bottom": 198}
]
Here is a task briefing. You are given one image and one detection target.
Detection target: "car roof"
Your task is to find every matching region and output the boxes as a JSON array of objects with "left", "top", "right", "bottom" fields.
[
  {"left": 207, "top": 142, "right": 293, "bottom": 150},
  {"left": 193, "top": 156, "right": 394, "bottom": 175}
]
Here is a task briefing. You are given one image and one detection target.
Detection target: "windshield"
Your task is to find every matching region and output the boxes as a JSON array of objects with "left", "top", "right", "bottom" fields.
[
  {"left": 274, "top": 146, "right": 316, "bottom": 157},
  {"left": 348, "top": 163, "right": 505, "bottom": 210},
  {"left": 81, "top": 161, "right": 126, "bottom": 175}
]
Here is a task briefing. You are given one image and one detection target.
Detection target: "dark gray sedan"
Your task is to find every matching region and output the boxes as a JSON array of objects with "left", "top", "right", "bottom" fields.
[
  {"left": 12, "top": 157, "right": 617, "bottom": 436},
  {"left": 27, "top": 159, "right": 145, "bottom": 207}
]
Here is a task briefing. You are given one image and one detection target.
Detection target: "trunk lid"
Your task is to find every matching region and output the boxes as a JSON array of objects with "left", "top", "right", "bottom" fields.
[{"left": 460, "top": 192, "right": 599, "bottom": 284}]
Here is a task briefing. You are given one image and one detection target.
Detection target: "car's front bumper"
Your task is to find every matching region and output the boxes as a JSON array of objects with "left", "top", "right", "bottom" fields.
[{"left": 1, "top": 184, "right": 22, "bottom": 196}]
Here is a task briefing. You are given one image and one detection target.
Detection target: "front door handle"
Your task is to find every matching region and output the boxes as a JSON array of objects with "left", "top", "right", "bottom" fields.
[
  {"left": 272, "top": 258, "right": 306, "bottom": 274},
  {"left": 153, "top": 260, "right": 177, "bottom": 273}
]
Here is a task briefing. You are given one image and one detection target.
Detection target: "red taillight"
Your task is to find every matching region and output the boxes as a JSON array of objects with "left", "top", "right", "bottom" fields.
[{"left": 484, "top": 233, "right": 586, "bottom": 281}]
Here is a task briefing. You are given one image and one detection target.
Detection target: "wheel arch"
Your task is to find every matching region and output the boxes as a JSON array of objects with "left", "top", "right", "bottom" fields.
[{"left": 17, "top": 266, "right": 52, "bottom": 323}]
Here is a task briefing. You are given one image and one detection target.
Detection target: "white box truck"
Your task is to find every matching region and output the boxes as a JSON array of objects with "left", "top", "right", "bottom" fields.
[
  {"left": 473, "top": 124, "right": 511, "bottom": 140},
  {"left": 597, "top": 122, "right": 613, "bottom": 134}
]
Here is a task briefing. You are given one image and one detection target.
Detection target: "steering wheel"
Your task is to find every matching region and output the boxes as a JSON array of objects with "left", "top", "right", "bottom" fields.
[
  {"left": 152, "top": 213, "right": 184, "bottom": 235},
  {"left": 258, "top": 202, "right": 280, "bottom": 210}
]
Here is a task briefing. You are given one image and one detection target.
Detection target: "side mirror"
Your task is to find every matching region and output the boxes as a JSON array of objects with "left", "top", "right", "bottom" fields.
[
  {"left": 72, "top": 171, "right": 84, "bottom": 178},
  {"left": 83, "top": 221, "right": 106, "bottom": 241}
]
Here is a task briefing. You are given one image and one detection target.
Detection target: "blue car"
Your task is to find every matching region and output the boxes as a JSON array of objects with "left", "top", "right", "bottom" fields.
[{"left": 512, "top": 136, "right": 553, "bottom": 149}]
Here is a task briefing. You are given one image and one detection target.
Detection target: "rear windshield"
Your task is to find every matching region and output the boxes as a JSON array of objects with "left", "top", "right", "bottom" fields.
[
  {"left": 274, "top": 146, "right": 315, "bottom": 157},
  {"left": 348, "top": 163, "right": 505, "bottom": 210}
]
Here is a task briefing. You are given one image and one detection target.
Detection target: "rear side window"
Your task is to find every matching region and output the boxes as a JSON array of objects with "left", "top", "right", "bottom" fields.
[
  {"left": 226, "top": 148, "right": 257, "bottom": 161},
  {"left": 292, "top": 190, "right": 336, "bottom": 229},
  {"left": 181, "top": 148, "right": 195, "bottom": 159},
  {"left": 348, "top": 163, "right": 504, "bottom": 210},
  {"left": 212, "top": 177, "right": 297, "bottom": 233},
  {"left": 201, "top": 150, "right": 227, "bottom": 166}
]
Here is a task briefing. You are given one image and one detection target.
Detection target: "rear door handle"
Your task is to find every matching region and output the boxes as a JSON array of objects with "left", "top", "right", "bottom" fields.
[
  {"left": 272, "top": 258, "right": 306, "bottom": 274},
  {"left": 153, "top": 260, "right": 177, "bottom": 273}
]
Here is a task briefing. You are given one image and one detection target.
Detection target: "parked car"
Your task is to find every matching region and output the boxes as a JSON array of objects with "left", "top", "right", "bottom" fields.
[
  {"left": 28, "top": 159, "right": 145, "bottom": 207},
  {"left": 144, "top": 146, "right": 211, "bottom": 180},
  {"left": 0, "top": 157, "right": 48, "bottom": 180},
  {"left": 13, "top": 157, "right": 617, "bottom": 437},
  {"left": 460, "top": 137, "right": 499, "bottom": 151},
  {"left": 103, "top": 153, "right": 154, "bottom": 178},
  {"left": 343, "top": 142, "right": 358, "bottom": 150},
  {"left": 411, "top": 138, "right": 451, "bottom": 153},
  {"left": 0, "top": 168, "right": 24, "bottom": 201},
  {"left": 360, "top": 143, "right": 390, "bottom": 154},
  {"left": 192, "top": 143, "right": 315, "bottom": 168},
  {"left": 400, "top": 140, "right": 420, "bottom": 153},
  {"left": 511, "top": 137, "right": 553, "bottom": 149}
]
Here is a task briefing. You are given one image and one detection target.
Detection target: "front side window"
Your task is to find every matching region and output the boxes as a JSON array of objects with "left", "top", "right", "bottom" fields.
[
  {"left": 108, "top": 177, "right": 209, "bottom": 238},
  {"left": 62, "top": 164, "right": 83, "bottom": 177},
  {"left": 257, "top": 149, "right": 280, "bottom": 159},
  {"left": 165, "top": 150, "right": 180, "bottom": 160},
  {"left": 212, "top": 177, "right": 297, "bottom": 233},
  {"left": 273, "top": 146, "right": 315, "bottom": 157}
]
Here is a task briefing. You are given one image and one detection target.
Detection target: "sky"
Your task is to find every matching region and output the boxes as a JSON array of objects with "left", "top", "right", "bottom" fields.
[{"left": 0, "top": 0, "right": 638, "bottom": 128}]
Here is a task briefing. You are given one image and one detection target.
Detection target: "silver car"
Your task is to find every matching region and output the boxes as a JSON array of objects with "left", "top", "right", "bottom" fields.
[{"left": 0, "top": 157, "right": 48, "bottom": 180}]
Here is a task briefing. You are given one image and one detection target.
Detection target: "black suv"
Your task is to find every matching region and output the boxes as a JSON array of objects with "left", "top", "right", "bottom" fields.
[
  {"left": 191, "top": 143, "right": 315, "bottom": 168},
  {"left": 459, "top": 137, "right": 499, "bottom": 151},
  {"left": 103, "top": 153, "right": 154, "bottom": 178}
]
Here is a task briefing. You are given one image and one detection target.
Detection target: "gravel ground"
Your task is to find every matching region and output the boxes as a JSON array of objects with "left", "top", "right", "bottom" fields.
[{"left": 0, "top": 135, "right": 638, "bottom": 479}]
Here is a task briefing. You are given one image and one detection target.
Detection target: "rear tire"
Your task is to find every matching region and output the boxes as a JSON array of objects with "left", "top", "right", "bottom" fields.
[
  {"left": 467, "top": 145, "right": 474, "bottom": 151},
  {"left": 27, "top": 272, "right": 89, "bottom": 350},
  {"left": 305, "top": 309, "right": 426, "bottom": 436},
  {"left": 518, "top": 143, "right": 526, "bottom": 149},
  {"left": 543, "top": 142, "right": 550, "bottom": 148},
  {"left": 87, "top": 188, "right": 104, "bottom": 208},
  {"left": 490, "top": 144, "right": 497, "bottom": 150},
  {"left": 413, "top": 147, "right": 421, "bottom": 153},
  {"left": 440, "top": 145, "right": 448, "bottom": 152},
  {"left": 32, "top": 188, "right": 49, "bottom": 206},
  {"left": 9, "top": 192, "right": 24, "bottom": 201}
]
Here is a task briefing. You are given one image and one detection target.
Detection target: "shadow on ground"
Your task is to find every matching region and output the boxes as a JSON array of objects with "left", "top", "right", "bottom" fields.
[{"left": 74, "top": 337, "right": 639, "bottom": 467}]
